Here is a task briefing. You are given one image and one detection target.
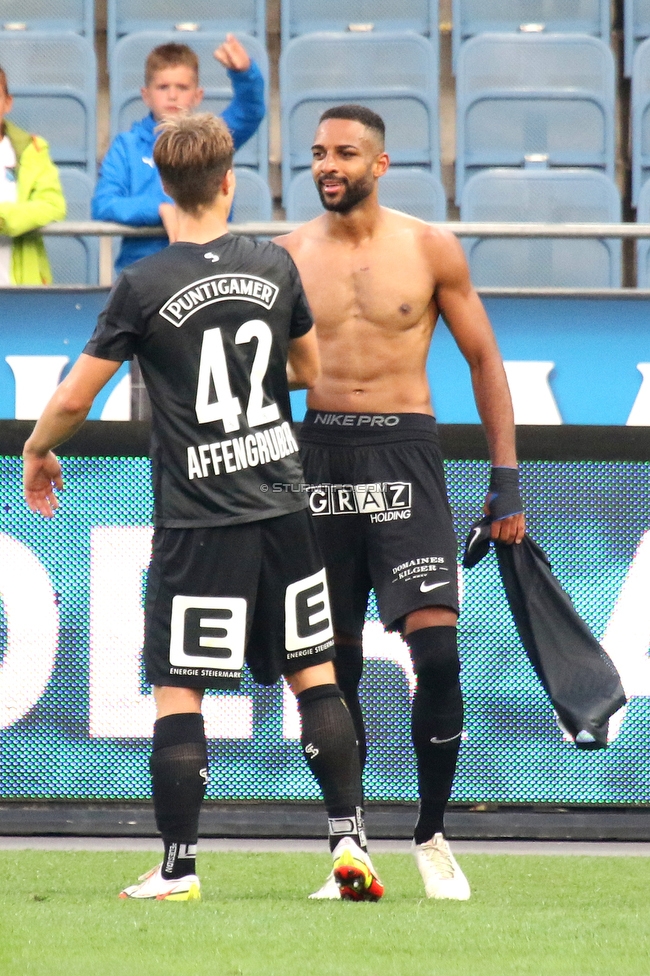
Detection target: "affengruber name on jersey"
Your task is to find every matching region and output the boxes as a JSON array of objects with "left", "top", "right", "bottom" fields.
[{"left": 187, "top": 421, "right": 299, "bottom": 480}]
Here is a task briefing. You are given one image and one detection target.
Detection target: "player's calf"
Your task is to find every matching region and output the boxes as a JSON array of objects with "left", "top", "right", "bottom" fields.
[{"left": 406, "top": 626, "right": 463, "bottom": 845}]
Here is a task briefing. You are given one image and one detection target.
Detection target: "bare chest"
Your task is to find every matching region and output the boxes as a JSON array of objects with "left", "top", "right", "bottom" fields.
[{"left": 300, "top": 243, "right": 435, "bottom": 330}]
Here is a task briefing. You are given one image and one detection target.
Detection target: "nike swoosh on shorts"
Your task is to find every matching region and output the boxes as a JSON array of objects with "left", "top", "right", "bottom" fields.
[{"left": 419, "top": 580, "right": 451, "bottom": 593}]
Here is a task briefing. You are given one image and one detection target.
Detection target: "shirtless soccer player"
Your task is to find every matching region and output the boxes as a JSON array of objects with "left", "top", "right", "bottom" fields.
[
  {"left": 276, "top": 104, "right": 526, "bottom": 901},
  {"left": 23, "top": 113, "right": 382, "bottom": 903}
]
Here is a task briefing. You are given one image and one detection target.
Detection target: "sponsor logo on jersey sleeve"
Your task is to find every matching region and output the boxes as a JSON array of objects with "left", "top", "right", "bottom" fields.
[{"left": 160, "top": 274, "right": 280, "bottom": 327}]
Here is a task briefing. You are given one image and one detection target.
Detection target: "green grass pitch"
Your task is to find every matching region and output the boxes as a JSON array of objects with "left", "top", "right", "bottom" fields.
[{"left": 1, "top": 851, "right": 649, "bottom": 976}]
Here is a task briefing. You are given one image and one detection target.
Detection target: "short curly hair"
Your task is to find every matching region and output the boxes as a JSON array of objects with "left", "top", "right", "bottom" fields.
[{"left": 319, "top": 104, "right": 385, "bottom": 147}]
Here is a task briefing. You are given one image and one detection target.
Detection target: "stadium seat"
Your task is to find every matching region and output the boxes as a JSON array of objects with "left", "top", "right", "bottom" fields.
[
  {"left": 635, "top": 178, "right": 650, "bottom": 286},
  {"left": 48, "top": 168, "right": 99, "bottom": 286},
  {"left": 460, "top": 167, "right": 621, "bottom": 288},
  {"left": 630, "top": 37, "right": 650, "bottom": 205},
  {"left": 456, "top": 33, "right": 615, "bottom": 204},
  {"left": 109, "top": 31, "right": 269, "bottom": 180},
  {"left": 230, "top": 168, "right": 273, "bottom": 222},
  {"left": 0, "top": 0, "right": 93, "bottom": 35},
  {"left": 0, "top": 32, "right": 97, "bottom": 174},
  {"left": 107, "top": 0, "right": 265, "bottom": 61},
  {"left": 280, "top": 31, "right": 440, "bottom": 201},
  {"left": 286, "top": 167, "right": 446, "bottom": 222},
  {"left": 281, "top": 0, "right": 438, "bottom": 46},
  {"left": 452, "top": 0, "right": 610, "bottom": 73},
  {"left": 625, "top": 0, "right": 650, "bottom": 76}
]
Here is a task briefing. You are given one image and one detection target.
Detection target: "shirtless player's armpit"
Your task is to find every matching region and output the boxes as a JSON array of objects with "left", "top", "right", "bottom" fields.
[{"left": 276, "top": 104, "right": 524, "bottom": 901}]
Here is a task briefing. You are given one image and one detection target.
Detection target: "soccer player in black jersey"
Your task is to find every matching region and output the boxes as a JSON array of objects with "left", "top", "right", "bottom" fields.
[{"left": 22, "top": 114, "right": 383, "bottom": 903}]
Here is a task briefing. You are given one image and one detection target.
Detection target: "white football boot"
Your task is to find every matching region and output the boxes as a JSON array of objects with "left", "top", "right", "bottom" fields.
[
  {"left": 119, "top": 863, "right": 201, "bottom": 901},
  {"left": 412, "top": 833, "right": 471, "bottom": 900},
  {"left": 308, "top": 869, "right": 341, "bottom": 900}
]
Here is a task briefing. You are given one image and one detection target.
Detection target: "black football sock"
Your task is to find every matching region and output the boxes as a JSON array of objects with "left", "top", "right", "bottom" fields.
[
  {"left": 296, "top": 683, "right": 367, "bottom": 852},
  {"left": 405, "top": 627, "right": 463, "bottom": 846},
  {"left": 150, "top": 712, "right": 208, "bottom": 880},
  {"left": 334, "top": 643, "right": 367, "bottom": 770}
]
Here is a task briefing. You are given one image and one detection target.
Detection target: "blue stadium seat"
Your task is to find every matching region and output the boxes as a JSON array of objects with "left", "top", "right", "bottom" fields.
[
  {"left": 0, "top": 33, "right": 96, "bottom": 174},
  {"left": 281, "top": 0, "right": 438, "bottom": 47},
  {"left": 0, "top": 0, "right": 93, "bottom": 35},
  {"left": 635, "top": 178, "right": 650, "bottom": 286},
  {"left": 286, "top": 167, "right": 446, "bottom": 222},
  {"left": 230, "top": 167, "right": 272, "bottom": 222},
  {"left": 452, "top": 0, "right": 610, "bottom": 73},
  {"left": 109, "top": 31, "right": 269, "bottom": 180},
  {"left": 280, "top": 32, "right": 440, "bottom": 201},
  {"left": 48, "top": 168, "right": 99, "bottom": 285},
  {"left": 631, "top": 37, "right": 650, "bottom": 205},
  {"left": 460, "top": 167, "right": 621, "bottom": 288},
  {"left": 625, "top": 0, "right": 650, "bottom": 76},
  {"left": 456, "top": 33, "right": 615, "bottom": 204},
  {"left": 107, "top": 0, "right": 265, "bottom": 61}
]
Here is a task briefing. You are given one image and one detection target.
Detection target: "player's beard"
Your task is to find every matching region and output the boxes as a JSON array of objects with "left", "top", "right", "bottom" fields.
[{"left": 316, "top": 172, "right": 374, "bottom": 213}]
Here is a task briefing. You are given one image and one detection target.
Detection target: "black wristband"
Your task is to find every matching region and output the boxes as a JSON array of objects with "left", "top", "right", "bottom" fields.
[{"left": 487, "top": 466, "right": 524, "bottom": 521}]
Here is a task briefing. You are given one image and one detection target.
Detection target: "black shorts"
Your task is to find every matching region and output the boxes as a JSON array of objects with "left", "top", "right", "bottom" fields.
[
  {"left": 299, "top": 411, "right": 459, "bottom": 638},
  {"left": 143, "top": 508, "right": 335, "bottom": 690}
]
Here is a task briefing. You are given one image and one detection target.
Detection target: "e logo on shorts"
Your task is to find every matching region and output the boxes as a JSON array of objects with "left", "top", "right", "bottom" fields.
[
  {"left": 169, "top": 596, "right": 246, "bottom": 671},
  {"left": 285, "top": 568, "right": 334, "bottom": 651}
]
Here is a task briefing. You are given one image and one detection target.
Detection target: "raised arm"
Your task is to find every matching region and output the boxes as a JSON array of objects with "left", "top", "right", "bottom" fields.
[
  {"left": 431, "top": 230, "right": 525, "bottom": 543},
  {"left": 214, "top": 35, "right": 266, "bottom": 151}
]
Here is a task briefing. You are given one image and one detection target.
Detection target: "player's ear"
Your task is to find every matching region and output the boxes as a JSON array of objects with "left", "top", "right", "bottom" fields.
[
  {"left": 222, "top": 168, "right": 236, "bottom": 197},
  {"left": 191, "top": 85, "right": 204, "bottom": 109},
  {"left": 373, "top": 152, "right": 390, "bottom": 178}
]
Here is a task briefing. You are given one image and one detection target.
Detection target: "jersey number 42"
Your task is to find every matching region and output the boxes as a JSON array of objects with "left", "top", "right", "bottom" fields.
[{"left": 195, "top": 320, "right": 280, "bottom": 432}]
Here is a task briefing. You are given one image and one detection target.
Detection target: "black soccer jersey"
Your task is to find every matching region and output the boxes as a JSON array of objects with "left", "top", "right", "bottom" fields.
[{"left": 84, "top": 234, "right": 312, "bottom": 527}]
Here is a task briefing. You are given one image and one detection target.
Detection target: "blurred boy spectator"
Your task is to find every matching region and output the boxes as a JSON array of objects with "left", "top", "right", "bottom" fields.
[
  {"left": 0, "top": 66, "right": 66, "bottom": 285},
  {"left": 92, "top": 35, "right": 265, "bottom": 273}
]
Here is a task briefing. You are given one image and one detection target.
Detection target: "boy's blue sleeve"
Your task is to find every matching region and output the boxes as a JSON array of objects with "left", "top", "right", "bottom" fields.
[
  {"left": 221, "top": 61, "right": 266, "bottom": 151},
  {"left": 91, "top": 135, "right": 173, "bottom": 226}
]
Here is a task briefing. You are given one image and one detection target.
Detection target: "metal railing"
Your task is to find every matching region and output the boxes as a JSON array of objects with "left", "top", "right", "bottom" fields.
[
  {"left": 40, "top": 220, "right": 650, "bottom": 288},
  {"left": 40, "top": 220, "right": 650, "bottom": 239}
]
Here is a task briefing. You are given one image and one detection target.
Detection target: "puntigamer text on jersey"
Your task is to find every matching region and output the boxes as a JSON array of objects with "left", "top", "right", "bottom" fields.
[{"left": 160, "top": 275, "right": 279, "bottom": 327}]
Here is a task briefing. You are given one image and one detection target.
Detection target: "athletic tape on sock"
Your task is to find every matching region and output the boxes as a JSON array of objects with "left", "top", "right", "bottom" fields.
[{"left": 328, "top": 807, "right": 367, "bottom": 849}]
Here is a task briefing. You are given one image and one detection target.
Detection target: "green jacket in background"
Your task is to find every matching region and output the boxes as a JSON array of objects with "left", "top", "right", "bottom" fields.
[{"left": 0, "top": 119, "right": 66, "bottom": 285}]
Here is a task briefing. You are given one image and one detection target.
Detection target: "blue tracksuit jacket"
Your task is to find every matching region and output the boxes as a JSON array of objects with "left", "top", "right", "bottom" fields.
[{"left": 92, "top": 62, "right": 265, "bottom": 272}]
